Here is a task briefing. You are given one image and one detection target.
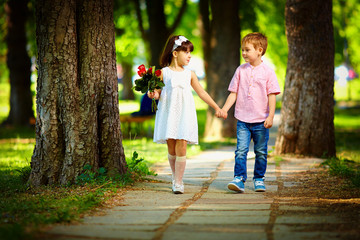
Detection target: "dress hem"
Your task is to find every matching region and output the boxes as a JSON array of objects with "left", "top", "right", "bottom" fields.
[{"left": 154, "top": 138, "right": 198, "bottom": 145}]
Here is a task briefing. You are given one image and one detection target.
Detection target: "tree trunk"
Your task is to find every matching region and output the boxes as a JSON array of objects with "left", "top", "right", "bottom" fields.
[
  {"left": 30, "top": 0, "right": 127, "bottom": 186},
  {"left": 275, "top": 0, "right": 336, "bottom": 157},
  {"left": 121, "top": 62, "right": 135, "bottom": 100},
  {"left": 201, "top": 0, "right": 239, "bottom": 139},
  {"left": 4, "top": 0, "right": 34, "bottom": 126},
  {"left": 145, "top": 0, "right": 168, "bottom": 67}
]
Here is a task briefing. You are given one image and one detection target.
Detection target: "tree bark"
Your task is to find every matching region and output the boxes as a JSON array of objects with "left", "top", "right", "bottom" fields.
[
  {"left": 30, "top": 0, "right": 127, "bottom": 186},
  {"left": 200, "top": 0, "right": 239, "bottom": 139},
  {"left": 275, "top": 0, "right": 336, "bottom": 157},
  {"left": 4, "top": 0, "right": 34, "bottom": 126}
]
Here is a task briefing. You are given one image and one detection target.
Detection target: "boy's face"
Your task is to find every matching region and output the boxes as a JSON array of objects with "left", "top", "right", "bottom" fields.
[{"left": 241, "top": 42, "right": 262, "bottom": 65}]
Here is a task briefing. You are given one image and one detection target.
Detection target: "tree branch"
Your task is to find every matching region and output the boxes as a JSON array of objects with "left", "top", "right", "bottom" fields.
[
  {"left": 169, "top": 0, "right": 188, "bottom": 34},
  {"left": 133, "top": 0, "right": 147, "bottom": 40},
  {"left": 199, "top": 0, "right": 211, "bottom": 65}
]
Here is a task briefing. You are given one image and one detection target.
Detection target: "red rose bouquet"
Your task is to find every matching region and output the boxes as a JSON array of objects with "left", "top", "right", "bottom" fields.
[{"left": 133, "top": 64, "right": 164, "bottom": 112}]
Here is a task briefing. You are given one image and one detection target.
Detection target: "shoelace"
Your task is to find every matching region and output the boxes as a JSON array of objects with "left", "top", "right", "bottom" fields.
[
  {"left": 255, "top": 180, "right": 265, "bottom": 186},
  {"left": 234, "top": 178, "right": 243, "bottom": 182}
]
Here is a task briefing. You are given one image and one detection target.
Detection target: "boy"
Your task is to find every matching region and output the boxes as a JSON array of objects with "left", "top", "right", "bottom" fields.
[{"left": 220, "top": 32, "right": 280, "bottom": 193}]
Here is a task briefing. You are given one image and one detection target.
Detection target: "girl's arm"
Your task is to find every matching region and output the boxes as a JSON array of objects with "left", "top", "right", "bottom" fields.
[{"left": 190, "top": 71, "right": 225, "bottom": 118}]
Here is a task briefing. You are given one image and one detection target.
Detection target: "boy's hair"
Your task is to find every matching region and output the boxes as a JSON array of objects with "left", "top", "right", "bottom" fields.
[
  {"left": 241, "top": 32, "right": 268, "bottom": 56},
  {"left": 160, "top": 35, "right": 194, "bottom": 67}
]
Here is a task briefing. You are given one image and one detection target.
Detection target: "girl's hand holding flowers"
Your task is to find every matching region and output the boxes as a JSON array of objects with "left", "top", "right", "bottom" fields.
[
  {"left": 133, "top": 64, "right": 164, "bottom": 112},
  {"left": 147, "top": 91, "right": 160, "bottom": 100}
]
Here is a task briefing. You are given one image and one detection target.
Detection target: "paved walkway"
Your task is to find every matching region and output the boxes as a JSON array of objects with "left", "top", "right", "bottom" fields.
[{"left": 44, "top": 116, "right": 357, "bottom": 240}]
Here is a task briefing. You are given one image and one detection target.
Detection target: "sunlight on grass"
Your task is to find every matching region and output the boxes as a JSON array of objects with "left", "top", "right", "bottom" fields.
[
  {"left": 122, "top": 137, "right": 202, "bottom": 165},
  {"left": 0, "top": 142, "right": 34, "bottom": 175},
  {"left": 334, "top": 78, "right": 360, "bottom": 101},
  {"left": 334, "top": 115, "right": 360, "bottom": 129},
  {"left": 119, "top": 100, "right": 140, "bottom": 115},
  {"left": 0, "top": 83, "right": 10, "bottom": 123}
]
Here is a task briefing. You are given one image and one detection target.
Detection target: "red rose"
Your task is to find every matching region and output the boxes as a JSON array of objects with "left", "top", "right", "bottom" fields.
[
  {"left": 155, "top": 70, "right": 161, "bottom": 77},
  {"left": 137, "top": 64, "right": 146, "bottom": 76},
  {"left": 147, "top": 67, "right": 152, "bottom": 74}
]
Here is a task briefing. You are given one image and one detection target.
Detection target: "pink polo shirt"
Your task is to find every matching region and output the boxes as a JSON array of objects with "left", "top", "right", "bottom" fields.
[{"left": 228, "top": 62, "right": 280, "bottom": 123}]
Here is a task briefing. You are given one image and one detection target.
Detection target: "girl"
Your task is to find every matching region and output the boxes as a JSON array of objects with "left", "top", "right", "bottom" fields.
[{"left": 148, "top": 35, "right": 225, "bottom": 194}]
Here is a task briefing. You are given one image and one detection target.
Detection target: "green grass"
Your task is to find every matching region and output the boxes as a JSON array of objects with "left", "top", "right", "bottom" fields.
[
  {"left": 334, "top": 106, "right": 360, "bottom": 129},
  {"left": 321, "top": 106, "right": 360, "bottom": 188},
  {"left": 0, "top": 139, "right": 154, "bottom": 239},
  {"left": 333, "top": 106, "right": 360, "bottom": 161},
  {"left": 334, "top": 78, "right": 360, "bottom": 101},
  {"left": 0, "top": 82, "right": 10, "bottom": 123}
]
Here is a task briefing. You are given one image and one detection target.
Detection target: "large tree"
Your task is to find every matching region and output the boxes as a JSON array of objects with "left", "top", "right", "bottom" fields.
[
  {"left": 199, "top": 0, "right": 240, "bottom": 138},
  {"left": 3, "top": 0, "right": 34, "bottom": 126},
  {"left": 29, "top": 0, "right": 127, "bottom": 186},
  {"left": 275, "top": 0, "right": 336, "bottom": 157}
]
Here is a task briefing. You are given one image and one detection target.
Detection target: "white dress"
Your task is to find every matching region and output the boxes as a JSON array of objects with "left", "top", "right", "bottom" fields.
[{"left": 153, "top": 67, "right": 198, "bottom": 144}]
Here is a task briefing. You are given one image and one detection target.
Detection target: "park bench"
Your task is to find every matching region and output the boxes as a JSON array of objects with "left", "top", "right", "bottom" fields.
[
  {"left": 120, "top": 93, "right": 156, "bottom": 137},
  {"left": 120, "top": 114, "right": 154, "bottom": 137}
]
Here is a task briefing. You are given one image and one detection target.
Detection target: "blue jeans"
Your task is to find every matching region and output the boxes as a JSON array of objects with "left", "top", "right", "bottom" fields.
[{"left": 234, "top": 121, "right": 269, "bottom": 181}]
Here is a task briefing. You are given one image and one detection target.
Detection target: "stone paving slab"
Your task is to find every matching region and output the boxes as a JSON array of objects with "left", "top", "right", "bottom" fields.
[
  {"left": 187, "top": 203, "right": 272, "bottom": 211},
  {"left": 47, "top": 224, "right": 158, "bottom": 239},
  {"left": 273, "top": 231, "right": 346, "bottom": 240},
  {"left": 275, "top": 215, "right": 344, "bottom": 224},
  {"left": 83, "top": 210, "right": 173, "bottom": 225},
  {"left": 194, "top": 197, "right": 274, "bottom": 204},
  {"left": 176, "top": 213, "right": 270, "bottom": 224},
  {"left": 163, "top": 224, "right": 268, "bottom": 240},
  {"left": 162, "top": 230, "right": 267, "bottom": 240}
]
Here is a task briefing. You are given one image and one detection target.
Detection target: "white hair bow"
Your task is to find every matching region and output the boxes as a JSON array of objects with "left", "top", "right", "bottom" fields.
[{"left": 172, "top": 36, "right": 188, "bottom": 52}]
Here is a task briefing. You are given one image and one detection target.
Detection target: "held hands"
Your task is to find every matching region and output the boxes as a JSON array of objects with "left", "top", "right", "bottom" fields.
[{"left": 215, "top": 108, "right": 227, "bottom": 120}]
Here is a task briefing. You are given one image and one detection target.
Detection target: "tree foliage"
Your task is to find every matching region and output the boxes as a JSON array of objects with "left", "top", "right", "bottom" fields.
[{"left": 333, "top": 0, "right": 360, "bottom": 71}]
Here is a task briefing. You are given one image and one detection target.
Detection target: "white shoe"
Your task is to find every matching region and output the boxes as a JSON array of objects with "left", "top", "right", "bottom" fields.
[{"left": 173, "top": 183, "right": 184, "bottom": 194}]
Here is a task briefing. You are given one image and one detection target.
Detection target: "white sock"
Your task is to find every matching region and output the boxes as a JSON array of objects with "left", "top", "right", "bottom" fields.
[
  {"left": 174, "top": 156, "right": 186, "bottom": 185},
  {"left": 168, "top": 153, "right": 176, "bottom": 180}
]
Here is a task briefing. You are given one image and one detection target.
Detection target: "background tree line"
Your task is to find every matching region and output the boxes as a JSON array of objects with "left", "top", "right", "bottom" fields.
[{"left": 0, "top": 0, "right": 358, "bottom": 185}]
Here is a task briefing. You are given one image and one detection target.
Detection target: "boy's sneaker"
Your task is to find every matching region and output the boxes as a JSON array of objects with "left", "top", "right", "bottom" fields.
[
  {"left": 253, "top": 178, "right": 266, "bottom": 192},
  {"left": 173, "top": 183, "right": 184, "bottom": 194},
  {"left": 227, "top": 176, "right": 245, "bottom": 193}
]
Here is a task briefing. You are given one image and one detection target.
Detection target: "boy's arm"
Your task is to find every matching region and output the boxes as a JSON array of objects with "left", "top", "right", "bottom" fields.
[
  {"left": 264, "top": 93, "right": 276, "bottom": 128},
  {"left": 222, "top": 92, "right": 237, "bottom": 112}
]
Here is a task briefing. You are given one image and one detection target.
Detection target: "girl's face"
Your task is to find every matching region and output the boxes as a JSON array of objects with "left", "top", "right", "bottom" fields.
[
  {"left": 241, "top": 42, "right": 262, "bottom": 65},
  {"left": 175, "top": 50, "right": 191, "bottom": 66}
]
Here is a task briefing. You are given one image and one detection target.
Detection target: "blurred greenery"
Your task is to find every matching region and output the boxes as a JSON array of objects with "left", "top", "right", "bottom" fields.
[
  {"left": 1, "top": 1, "right": 359, "bottom": 237},
  {"left": 0, "top": 0, "right": 358, "bottom": 89}
]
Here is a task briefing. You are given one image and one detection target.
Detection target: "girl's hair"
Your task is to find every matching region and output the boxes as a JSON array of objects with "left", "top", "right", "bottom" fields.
[
  {"left": 160, "top": 35, "right": 194, "bottom": 67},
  {"left": 241, "top": 32, "right": 268, "bottom": 56}
]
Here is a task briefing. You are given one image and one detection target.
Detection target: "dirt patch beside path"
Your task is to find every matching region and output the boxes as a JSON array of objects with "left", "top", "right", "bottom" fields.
[{"left": 266, "top": 164, "right": 360, "bottom": 238}]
